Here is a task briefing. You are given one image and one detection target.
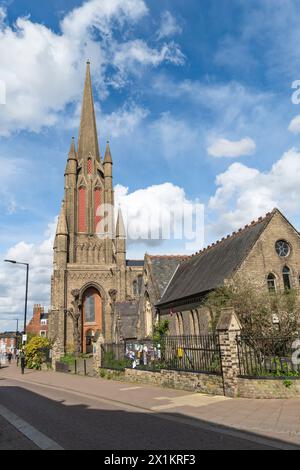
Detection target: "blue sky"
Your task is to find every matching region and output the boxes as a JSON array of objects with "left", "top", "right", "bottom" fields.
[{"left": 1, "top": 0, "right": 300, "bottom": 329}]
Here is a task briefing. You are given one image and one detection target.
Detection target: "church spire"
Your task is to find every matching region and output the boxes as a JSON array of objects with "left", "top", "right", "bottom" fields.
[
  {"left": 77, "top": 61, "right": 100, "bottom": 162},
  {"left": 104, "top": 141, "right": 112, "bottom": 164},
  {"left": 68, "top": 136, "right": 77, "bottom": 160},
  {"left": 116, "top": 208, "right": 126, "bottom": 239},
  {"left": 56, "top": 203, "right": 68, "bottom": 236}
]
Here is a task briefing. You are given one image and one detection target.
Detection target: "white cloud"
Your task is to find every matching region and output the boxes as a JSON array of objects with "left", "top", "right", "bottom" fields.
[
  {"left": 207, "top": 137, "right": 256, "bottom": 158},
  {"left": 209, "top": 148, "right": 300, "bottom": 235},
  {"left": 113, "top": 39, "right": 185, "bottom": 71},
  {"left": 0, "top": 219, "right": 56, "bottom": 332},
  {"left": 100, "top": 103, "right": 149, "bottom": 138},
  {"left": 157, "top": 11, "right": 182, "bottom": 40},
  {"left": 115, "top": 182, "right": 200, "bottom": 243},
  {"left": 288, "top": 115, "right": 300, "bottom": 134},
  {"left": 0, "top": 0, "right": 184, "bottom": 136}
]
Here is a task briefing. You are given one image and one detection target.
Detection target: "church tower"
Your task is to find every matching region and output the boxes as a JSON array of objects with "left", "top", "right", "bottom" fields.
[{"left": 49, "top": 62, "right": 142, "bottom": 353}]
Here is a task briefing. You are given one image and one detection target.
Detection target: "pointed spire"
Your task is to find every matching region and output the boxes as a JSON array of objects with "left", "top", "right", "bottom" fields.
[
  {"left": 104, "top": 141, "right": 112, "bottom": 164},
  {"left": 77, "top": 61, "right": 100, "bottom": 161},
  {"left": 68, "top": 136, "right": 77, "bottom": 160},
  {"left": 56, "top": 203, "right": 68, "bottom": 236},
  {"left": 116, "top": 208, "right": 126, "bottom": 239}
]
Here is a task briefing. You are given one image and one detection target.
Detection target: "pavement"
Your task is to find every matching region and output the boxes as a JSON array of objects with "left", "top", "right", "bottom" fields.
[{"left": 1, "top": 363, "right": 300, "bottom": 450}]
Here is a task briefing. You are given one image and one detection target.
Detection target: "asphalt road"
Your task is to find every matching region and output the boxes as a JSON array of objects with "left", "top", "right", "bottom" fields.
[{"left": 0, "top": 375, "right": 278, "bottom": 450}]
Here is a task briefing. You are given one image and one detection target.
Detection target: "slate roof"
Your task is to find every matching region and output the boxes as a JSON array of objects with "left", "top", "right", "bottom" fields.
[
  {"left": 148, "top": 255, "right": 188, "bottom": 298},
  {"left": 126, "top": 260, "right": 144, "bottom": 267},
  {"left": 157, "top": 211, "right": 276, "bottom": 308},
  {"left": 115, "top": 301, "right": 139, "bottom": 339}
]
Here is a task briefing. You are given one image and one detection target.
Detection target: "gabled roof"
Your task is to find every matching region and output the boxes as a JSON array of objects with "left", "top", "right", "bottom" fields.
[
  {"left": 157, "top": 210, "right": 278, "bottom": 308},
  {"left": 147, "top": 255, "right": 188, "bottom": 299}
]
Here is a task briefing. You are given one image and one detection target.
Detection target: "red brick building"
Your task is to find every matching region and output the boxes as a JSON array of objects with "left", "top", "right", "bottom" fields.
[
  {"left": 27, "top": 305, "right": 49, "bottom": 338},
  {"left": 0, "top": 333, "right": 17, "bottom": 354}
]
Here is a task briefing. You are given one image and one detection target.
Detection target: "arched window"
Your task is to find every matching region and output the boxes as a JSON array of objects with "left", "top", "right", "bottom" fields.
[
  {"left": 283, "top": 266, "right": 291, "bottom": 290},
  {"left": 267, "top": 273, "right": 276, "bottom": 293},
  {"left": 133, "top": 280, "right": 138, "bottom": 297},
  {"left": 144, "top": 293, "right": 152, "bottom": 337},
  {"left": 82, "top": 287, "right": 102, "bottom": 353},
  {"left": 176, "top": 312, "right": 184, "bottom": 335},
  {"left": 193, "top": 310, "right": 200, "bottom": 335},
  {"left": 189, "top": 311, "right": 195, "bottom": 335}
]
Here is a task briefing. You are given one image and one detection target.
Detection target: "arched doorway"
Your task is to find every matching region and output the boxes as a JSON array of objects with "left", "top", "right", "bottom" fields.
[{"left": 82, "top": 287, "right": 102, "bottom": 353}]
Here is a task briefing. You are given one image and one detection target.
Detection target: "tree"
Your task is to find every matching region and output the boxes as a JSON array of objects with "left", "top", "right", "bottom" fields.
[{"left": 204, "top": 277, "right": 300, "bottom": 341}]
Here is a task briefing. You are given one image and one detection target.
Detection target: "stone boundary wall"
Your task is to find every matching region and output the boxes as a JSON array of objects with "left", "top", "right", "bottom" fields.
[
  {"left": 99, "top": 367, "right": 224, "bottom": 395},
  {"left": 237, "top": 377, "right": 300, "bottom": 399}
]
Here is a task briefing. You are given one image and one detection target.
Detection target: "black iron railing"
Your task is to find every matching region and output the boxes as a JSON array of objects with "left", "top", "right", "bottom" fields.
[
  {"left": 101, "top": 335, "right": 222, "bottom": 375},
  {"left": 237, "top": 335, "right": 300, "bottom": 377}
]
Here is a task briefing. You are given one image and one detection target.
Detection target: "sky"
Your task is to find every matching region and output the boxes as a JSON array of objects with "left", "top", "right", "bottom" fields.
[{"left": 1, "top": 0, "right": 300, "bottom": 330}]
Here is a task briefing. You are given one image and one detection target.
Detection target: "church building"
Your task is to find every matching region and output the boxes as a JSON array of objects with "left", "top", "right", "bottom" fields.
[{"left": 48, "top": 63, "right": 143, "bottom": 353}]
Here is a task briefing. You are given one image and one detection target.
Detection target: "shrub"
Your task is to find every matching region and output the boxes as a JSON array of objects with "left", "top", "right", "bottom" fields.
[{"left": 24, "top": 336, "right": 51, "bottom": 370}]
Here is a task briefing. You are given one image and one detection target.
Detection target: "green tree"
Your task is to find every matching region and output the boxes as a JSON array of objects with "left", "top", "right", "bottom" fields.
[{"left": 24, "top": 336, "right": 51, "bottom": 370}]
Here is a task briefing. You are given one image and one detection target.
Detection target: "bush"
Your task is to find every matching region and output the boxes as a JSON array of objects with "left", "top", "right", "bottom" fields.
[{"left": 24, "top": 336, "right": 51, "bottom": 370}]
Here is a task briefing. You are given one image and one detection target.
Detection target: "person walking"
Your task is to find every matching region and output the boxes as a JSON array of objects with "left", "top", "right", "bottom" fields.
[
  {"left": 15, "top": 349, "right": 20, "bottom": 367},
  {"left": 7, "top": 352, "right": 12, "bottom": 364},
  {"left": 20, "top": 349, "right": 26, "bottom": 374}
]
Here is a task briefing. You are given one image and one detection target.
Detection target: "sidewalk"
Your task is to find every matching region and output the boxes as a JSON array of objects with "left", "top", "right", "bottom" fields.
[{"left": 1, "top": 364, "right": 300, "bottom": 448}]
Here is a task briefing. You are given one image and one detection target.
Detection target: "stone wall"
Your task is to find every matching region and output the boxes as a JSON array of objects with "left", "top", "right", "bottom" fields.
[
  {"left": 237, "top": 377, "right": 300, "bottom": 399},
  {"left": 99, "top": 367, "right": 224, "bottom": 395}
]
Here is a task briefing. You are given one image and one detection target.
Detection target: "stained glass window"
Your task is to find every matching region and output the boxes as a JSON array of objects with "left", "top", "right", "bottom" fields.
[{"left": 85, "top": 292, "right": 95, "bottom": 322}]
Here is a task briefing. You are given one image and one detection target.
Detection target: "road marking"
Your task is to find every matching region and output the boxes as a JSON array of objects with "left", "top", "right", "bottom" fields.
[
  {"left": 0, "top": 404, "right": 63, "bottom": 450},
  {"left": 120, "top": 386, "right": 142, "bottom": 391}
]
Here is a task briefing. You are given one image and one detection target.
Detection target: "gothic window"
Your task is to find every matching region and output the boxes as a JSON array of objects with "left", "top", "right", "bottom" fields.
[
  {"left": 275, "top": 240, "right": 290, "bottom": 257},
  {"left": 94, "top": 188, "right": 102, "bottom": 233},
  {"left": 144, "top": 294, "right": 152, "bottom": 337},
  {"left": 84, "top": 292, "right": 95, "bottom": 322},
  {"left": 193, "top": 310, "right": 200, "bottom": 335},
  {"left": 78, "top": 186, "right": 86, "bottom": 232},
  {"left": 176, "top": 312, "right": 184, "bottom": 335},
  {"left": 133, "top": 280, "right": 138, "bottom": 297},
  {"left": 267, "top": 273, "right": 277, "bottom": 293},
  {"left": 189, "top": 311, "right": 196, "bottom": 335},
  {"left": 282, "top": 266, "right": 291, "bottom": 290}
]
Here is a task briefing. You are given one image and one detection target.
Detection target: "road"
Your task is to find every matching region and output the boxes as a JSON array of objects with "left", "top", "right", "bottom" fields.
[{"left": 0, "top": 365, "right": 298, "bottom": 450}]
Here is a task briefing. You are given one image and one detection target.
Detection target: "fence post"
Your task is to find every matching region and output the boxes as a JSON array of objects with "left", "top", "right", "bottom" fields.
[{"left": 216, "top": 307, "right": 242, "bottom": 398}]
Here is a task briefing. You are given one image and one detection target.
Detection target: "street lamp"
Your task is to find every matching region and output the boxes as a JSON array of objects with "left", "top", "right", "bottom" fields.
[{"left": 4, "top": 260, "right": 29, "bottom": 343}]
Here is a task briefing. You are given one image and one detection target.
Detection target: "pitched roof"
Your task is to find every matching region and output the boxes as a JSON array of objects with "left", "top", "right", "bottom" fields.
[
  {"left": 157, "top": 210, "right": 276, "bottom": 307},
  {"left": 126, "top": 260, "right": 144, "bottom": 267},
  {"left": 147, "top": 255, "right": 188, "bottom": 298}
]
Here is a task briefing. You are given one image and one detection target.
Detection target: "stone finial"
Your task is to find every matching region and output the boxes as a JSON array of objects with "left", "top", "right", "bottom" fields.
[{"left": 216, "top": 307, "right": 242, "bottom": 332}]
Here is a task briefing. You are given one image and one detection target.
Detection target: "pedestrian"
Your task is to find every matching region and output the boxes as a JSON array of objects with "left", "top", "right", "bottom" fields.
[
  {"left": 15, "top": 349, "right": 20, "bottom": 367},
  {"left": 20, "top": 349, "right": 26, "bottom": 374},
  {"left": 7, "top": 352, "right": 12, "bottom": 364}
]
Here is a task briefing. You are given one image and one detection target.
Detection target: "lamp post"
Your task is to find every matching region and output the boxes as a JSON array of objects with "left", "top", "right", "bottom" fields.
[{"left": 4, "top": 260, "right": 29, "bottom": 343}]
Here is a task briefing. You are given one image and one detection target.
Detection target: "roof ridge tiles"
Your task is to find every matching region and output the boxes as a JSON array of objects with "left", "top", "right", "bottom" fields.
[{"left": 189, "top": 210, "right": 274, "bottom": 259}]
